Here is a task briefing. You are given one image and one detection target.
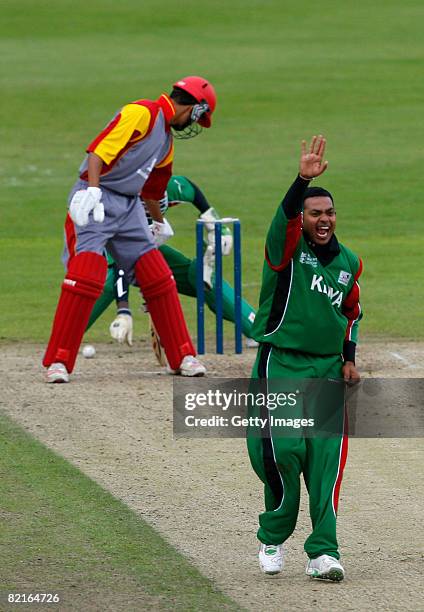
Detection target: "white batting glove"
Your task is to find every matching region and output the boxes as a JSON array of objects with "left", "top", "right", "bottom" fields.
[
  {"left": 221, "top": 233, "right": 233, "bottom": 255},
  {"left": 69, "top": 187, "right": 105, "bottom": 227},
  {"left": 150, "top": 218, "right": 174, "bottom": 247},
  {"left": 199, "top": 207, "right": 233, "bottom": 255},
  {"left": 203, "top": 245, "right": 215, "bottom": 290},
  {"left": 109, "top": 312, "right": 133, "bottom": 346}
]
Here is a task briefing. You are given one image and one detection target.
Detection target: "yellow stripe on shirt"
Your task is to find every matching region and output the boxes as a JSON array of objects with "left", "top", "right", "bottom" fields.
[{"left": 93, "top": 104, "right": 152, "bottom": 165}]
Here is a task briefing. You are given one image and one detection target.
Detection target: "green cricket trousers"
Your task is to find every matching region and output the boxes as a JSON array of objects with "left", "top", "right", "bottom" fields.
[
  {"left": 247, "top": 343, "right": 348, "bottom": 560},
  {"left": 87, "top": 244, "right": 256, "bottom": 336}
]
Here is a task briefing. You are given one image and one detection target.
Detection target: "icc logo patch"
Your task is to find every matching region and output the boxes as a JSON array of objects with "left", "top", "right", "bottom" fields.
[
  {"left": 338, "top": 270, "right": 352, "bottom": 286},
  {"left": 299, "top": 251, "right": 318, "bottom": 267}
]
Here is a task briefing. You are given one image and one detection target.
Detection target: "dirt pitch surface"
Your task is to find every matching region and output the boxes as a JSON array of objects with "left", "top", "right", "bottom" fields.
[{"left": 1, "top": 340, "right": 423, "bottom": 612}]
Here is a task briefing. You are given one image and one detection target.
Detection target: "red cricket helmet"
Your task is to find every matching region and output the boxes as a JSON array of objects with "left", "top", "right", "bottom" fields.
[{"left": 173, "top": 76, "right": 216, "bottom": 127}]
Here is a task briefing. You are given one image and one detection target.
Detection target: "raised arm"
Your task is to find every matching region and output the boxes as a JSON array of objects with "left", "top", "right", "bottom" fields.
[{"left": 266, "top": 135, "right": 328, "bottom": 269}]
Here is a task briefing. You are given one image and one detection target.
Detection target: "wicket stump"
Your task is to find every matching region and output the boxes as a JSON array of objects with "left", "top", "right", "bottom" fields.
[{"left": 196, "top": 218, "right": 242, "bottom": 355}]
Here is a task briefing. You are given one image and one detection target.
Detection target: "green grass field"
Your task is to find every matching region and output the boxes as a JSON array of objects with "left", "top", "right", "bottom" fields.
[
  {"left": 1, "top": 0, "right": 423, "bottom": 342},
  {"left": 0, "top": 414, "right": 240, "bottom": 610}
]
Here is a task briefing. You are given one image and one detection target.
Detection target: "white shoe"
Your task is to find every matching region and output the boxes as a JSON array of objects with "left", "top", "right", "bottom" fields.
[
  {"left": 306, "top": 554, "right": 345, "bottom": 581},
  {"left": 258, "top": 543, "right": 284, "bottom": 575},
  {"left": 46, "top": 362, "right": 69, "bottom": 384},
  {"left": 179, "top": 355, "right": 206, "bottom": 377},
  {"left": 246, "top": 337, "right": 259, "bottom": 348},
  {"left": 166, "top": 356, "right": 206, "bottom": 376}
]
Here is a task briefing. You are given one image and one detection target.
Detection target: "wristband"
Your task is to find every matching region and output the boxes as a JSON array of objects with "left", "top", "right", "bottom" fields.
[
  {"left": 117, "top": 308, "right": 132, "bottom": 317},
  {"left": 343, "top": 340, "right": 356, "bottom": 364}
]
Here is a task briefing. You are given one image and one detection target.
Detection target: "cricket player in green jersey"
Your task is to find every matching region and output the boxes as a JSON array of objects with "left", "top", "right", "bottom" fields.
[
  {"left": 248, "top": 136, "right": 362, "bottom": 581},
  {"left": 86, "top": 175, "right": 257, "bottom": 350}
]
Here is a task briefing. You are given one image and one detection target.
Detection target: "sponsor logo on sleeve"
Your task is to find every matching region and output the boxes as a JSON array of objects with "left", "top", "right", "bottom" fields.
[{"left": 338, "top": 270, "right": 352, "bottom": 286}]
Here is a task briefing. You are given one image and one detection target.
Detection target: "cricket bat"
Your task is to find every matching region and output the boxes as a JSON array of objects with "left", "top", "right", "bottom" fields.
[{"left": 149, "top": 316, "right": 167, "bottom": 367}]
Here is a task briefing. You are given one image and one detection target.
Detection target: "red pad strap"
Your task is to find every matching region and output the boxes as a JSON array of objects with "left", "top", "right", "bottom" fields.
[
  {"left": 135, "top": 250, "right": 195, "bottom": 369},
  {"left": 43, "top": 252, "right": 107, "bottom": 372}
]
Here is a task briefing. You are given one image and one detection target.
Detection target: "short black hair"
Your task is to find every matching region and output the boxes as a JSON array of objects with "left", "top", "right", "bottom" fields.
[
  {"left": 302, "top": 186, "right": 334, "bottom": 207},
  {"left": 170, "top": 87, "right": 198, "bottom": 106}
]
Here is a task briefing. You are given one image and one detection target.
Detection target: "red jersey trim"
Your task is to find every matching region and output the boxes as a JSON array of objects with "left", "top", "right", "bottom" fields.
[
  {"left": 81, "top": 96, "right": 175, "bottom": 181},
  {"left": 80, "top": 134, "right": 138, "bottom": 180},
  {"left": 141, "top": 162, "right": 173, "bottom": 200},
  {"left": 81, "top": 100, "right": 162, "bottom": 180},
  {"left": 332, "top": 430, "right": 348, "bottom": 515},
  {"left": 265, "top": 214, "right": 302, "bottom": 271},
  {"left": 343, "top": 258, "right": 363, "bottom": 341},
  {"left": 86, "top": 112, "right": 122, "bottom": 155},
  {"left": 156, "top": 94, "right": 176, "bottom": 127},
  {"left": 65, "top": 213, "right": 77, "bottom": 262},
  {"left": 131, "top": 99, "right": 160, "bottom": 138}
]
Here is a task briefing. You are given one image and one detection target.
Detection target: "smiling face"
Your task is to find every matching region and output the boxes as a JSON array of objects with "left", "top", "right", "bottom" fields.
[{"left": 302, "top": 196, "right": 336, "bottom": 245}]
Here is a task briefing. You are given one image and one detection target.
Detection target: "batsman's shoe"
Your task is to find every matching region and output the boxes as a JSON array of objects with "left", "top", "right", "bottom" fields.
[
  {"left": 46, "top": 362, "right": 69, "bottom": 384},
  {"left": 258, "top": 543, "right": 284, "bottom": 575},
  {"left": 306, "top": 555, "right": 345, "bottom": 582},
  {"left": 179, "top": 355, "right": 206, "bottom": 377},
  {"left": 166, "top": 356, "right": 206, "bottom": 376}
]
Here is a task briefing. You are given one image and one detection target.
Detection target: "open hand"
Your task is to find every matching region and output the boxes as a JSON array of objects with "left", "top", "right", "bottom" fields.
[{"left": 299, "top": 135, "right": 328, "bottom": 180}]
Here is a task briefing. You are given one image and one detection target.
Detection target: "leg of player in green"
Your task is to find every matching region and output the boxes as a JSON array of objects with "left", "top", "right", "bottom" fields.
[
  {"left": 303, "top": 428, "right": 348, "bottom": 560},
  {"left": 204, "top": 274, "right": 256, "bottom": 338},
  {"left": 86, "top": 243, "right": 257, "bottom": 339},
  {"left": 247, "top": 345, "right": 305, "bottom": 546},
  {"left": 160, "top": 244, "right": 256, "bottom": 338},
  {"left": 86, "top": 264, "right": 116, "bottom": 330},
  {"left": 247, "top": 343, "right": 346, "bottom": 559},
  {"left": 166, "top": 176, "right": 257, "bottom": 332},
  {"left": 86, "top": 255, "right": 131, "bottom": 334}
]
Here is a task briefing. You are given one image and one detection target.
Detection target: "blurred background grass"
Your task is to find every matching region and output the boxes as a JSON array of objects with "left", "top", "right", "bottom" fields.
[{"left": 1, "top": 0, "right": 423, "bottom": 342}]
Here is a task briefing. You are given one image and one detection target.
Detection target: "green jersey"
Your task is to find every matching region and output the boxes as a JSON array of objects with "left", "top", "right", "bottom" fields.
[{"left": 252, "top": 180, "right": 362, "bottom": 355}]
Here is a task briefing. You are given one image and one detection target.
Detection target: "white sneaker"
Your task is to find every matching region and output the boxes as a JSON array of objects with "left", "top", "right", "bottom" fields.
[
  {"left": 166, "top": 356, "right": 206, "bottom": 376},
  {"left": 306, "top": 554, "right": 345, "bottom": 581},
  {"left": 258, "top": 543, "right": 284, "bottom": 575},
  {"left": 246, "top": 337, "right": 259, "bottom": 348},
  {"left": 46, "top": 362, "right": 69, "bottom": 384},
  {"left": 179, "top": 355, "right": 206, "bottom": 377}
]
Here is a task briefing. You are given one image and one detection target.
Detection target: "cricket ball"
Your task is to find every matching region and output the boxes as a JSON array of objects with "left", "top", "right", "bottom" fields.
[{"left": 82, "top": 344, "right": 96, "bottom": 359}]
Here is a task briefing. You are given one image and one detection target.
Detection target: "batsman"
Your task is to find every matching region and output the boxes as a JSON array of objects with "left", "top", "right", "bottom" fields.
[
  {"left": 248, "top": 135, "right": 363, "bottom": 581},
  {"left": 43, "top": 76, "right": 216, "bottom": 382}
]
